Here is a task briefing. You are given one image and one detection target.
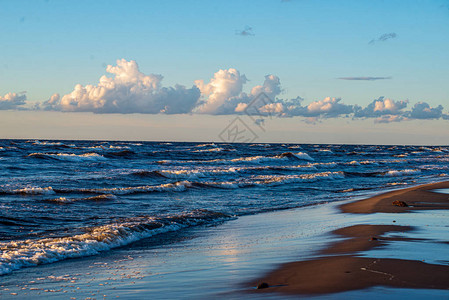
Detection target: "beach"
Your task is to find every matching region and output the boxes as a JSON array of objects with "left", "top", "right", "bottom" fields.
[
  {"left": 1, "top": 141, "right": 449, "bottom": 299},
  {"left": 0, "top": 181, "right": 448, "bottom": 299},
  {"left": 252, "top": 181, "right": 449, "bottom": 297}
]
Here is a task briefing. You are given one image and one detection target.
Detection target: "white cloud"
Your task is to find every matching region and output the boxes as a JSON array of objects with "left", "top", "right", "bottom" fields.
[
  {"left": 0, "top": 92, "right": 27, "bottom": 110},
  {"left": 354, "top": 97, "right": 408, "bottom": 118},
  {"left": 302, "top": 97, "right": 353, "bottom": 117},
  {"left": 408, "top": 102, "right": 445, "bottom": 120},
  {"left": 194, "top": 68, "right": 248, "bottom": 114},
  {"left": 47, "top": 59, "right": 200, "bottom": 114},
  {"left": 374, "top": 115, "right": 407, "bottom": 123},
  {"left": 42, "top": 93, "right": 61, "bottom": 111},
  {"left": 26, "top": 58, "right": 449, "bottom": 124},
  {"left": 195, "top": 71, "right": 283, "bottom": 115}
]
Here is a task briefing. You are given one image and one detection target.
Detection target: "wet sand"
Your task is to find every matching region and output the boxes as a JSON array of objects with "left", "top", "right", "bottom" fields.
[
  {"left": 251, "top": 181, "right": 449, "bottom": 296},
  {"left": 1, "top": 182, "right": 448, "bottom": 299}
]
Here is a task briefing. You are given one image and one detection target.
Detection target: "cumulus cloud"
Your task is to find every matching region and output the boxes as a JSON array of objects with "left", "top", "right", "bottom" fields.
[
  {"left": 46, "top": 59, "right": 200, "bottom": 114},
  {"left": 194, "top": 68, "right": 248, "bottom": 114},
  {"left": 194, "top": 71, "right": 283, "bottom": 116},
  {"left": 236, "top": 26, "right": 255, "bottom": 36},
  {"left": 407, "top": 102, "right": 445, "bottom": 120},
  {"left": 369, "top": 32, "right": 397, "bottom": 44},
  {"left": 374, "top": 115, "right": 407, "bottom": 124},
  {"left": 27, "top": 58, "right": 449, "bottom": 124},
  {"left": 354, "top": 97, "right": 408, "bottom": 118},
  {"left": 352, "top": 98, "right": 449, "bottom": 123},
  {"left": 338, "top": 76, "right": 391, "bottom": 81},
  {"left": 302, "top": 97, "right": 353, "bottom": 117},
  {"left": 42, "top": 93, "right": 61, "bottom": 111},
  {"left": 0, "top": 92, "right": 27, "bottom": 110}
]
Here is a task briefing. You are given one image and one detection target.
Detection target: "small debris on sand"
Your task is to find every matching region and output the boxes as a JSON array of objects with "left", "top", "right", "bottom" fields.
[
  {"left": 392, "top": 200, "right": 408, "bottom": 207},
  {"left": 257, "top": 282, "right": 269, "bottom": 289}
]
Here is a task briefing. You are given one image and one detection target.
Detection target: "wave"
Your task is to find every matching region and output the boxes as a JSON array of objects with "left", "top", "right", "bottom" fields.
[
  {"left": 28, "top": 152, "right": 106, "bottom": 162},
  {"left": 32, "top": 141, "right": 63, "bottom": 146},
  {"left": 131, "top": 164, "right": 317, "bottom": 180},
  {"left": 57, "top": 181, "right": 191, "bottom": 195},
  {"left": 0, "top": 186, "right": 55, "bottom": 195},
  {"left": 315, "top": 149, "right": 334, "bottom": 153},
  {"left": 197, "top": 172, "right": 345, "bottom": 189},
  {"left": 248, "top": 172, "right": 344, "bottom": 186},
  {"left": 195, "top": 143, "right": 217, "bottom": 148},
  {"left": 46, "top": 194, "right": 117, "bottom": 203},
  {"left": 0, "top": 210, "right": 232, "bottom": 276},
  {"left": 193, "top": 148, "right": 225, "bottom": 153},
  {"left": 344, "top": 169, "right": 421, "bottom": 178},
  {"left": 311, "top": 162, "right": 338, "bottom": 168},
  {"left": 54, "top": 170, "right": 344, "bottom": 195},
  {"left": 156, "top": 169, "right": 236, "bottom": 179},
  {"left": 384, "top": 169, "right": 421, "bottom": 177},
  {"left": 344, "top": 160, "right": 379, "bottom": 166},
  {"left": 84, "top": 145, "right": 130, "bottom": 150},
  {"left": 104, "top": 150, "right": 135, "bottom": 157},
  {"left": 157, "top": 152, "right": 314, "bottom": 165}
]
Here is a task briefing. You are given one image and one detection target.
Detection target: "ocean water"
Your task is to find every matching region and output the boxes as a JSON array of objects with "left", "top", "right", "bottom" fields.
[{"left": 0, "top": 140, "right": 448, "bottom": 276}]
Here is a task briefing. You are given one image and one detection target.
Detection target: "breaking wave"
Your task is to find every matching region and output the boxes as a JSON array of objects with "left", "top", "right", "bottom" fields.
[
  {"left": 0, "top": 210, "right": 232, "bottom": 275},
  {"left": 0, "top": 186, "right": 55, "bottom": 195},
  {"left": 158, "top": 152, "right": 314, "bottom": 165},
  {"left": 28, "top": 152, "right": 106, "bottom": 162}
]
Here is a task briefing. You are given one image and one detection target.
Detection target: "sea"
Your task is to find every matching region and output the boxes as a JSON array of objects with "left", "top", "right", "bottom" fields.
[{"left": 1, "top": 139, "right": 448, "bottom": 276}]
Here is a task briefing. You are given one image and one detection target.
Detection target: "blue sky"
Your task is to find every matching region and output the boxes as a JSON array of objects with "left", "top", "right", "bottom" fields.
[{"left": 1, "top": 0, "right": 448, "bottom": 143}]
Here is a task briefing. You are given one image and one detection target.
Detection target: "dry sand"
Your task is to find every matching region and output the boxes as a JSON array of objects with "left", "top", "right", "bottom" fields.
[{"left": 251, "top": 181, "right": 449, "bottom": 295}]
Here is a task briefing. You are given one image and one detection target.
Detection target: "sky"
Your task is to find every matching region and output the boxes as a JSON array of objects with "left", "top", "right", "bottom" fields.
[{"left": 1, "top": 0, "right": 448, "bottom": 144}]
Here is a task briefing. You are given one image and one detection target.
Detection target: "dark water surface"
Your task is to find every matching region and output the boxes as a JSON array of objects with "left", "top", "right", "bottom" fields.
[{"left": 1, "top": 139, "right": 448, "bottom": 275}]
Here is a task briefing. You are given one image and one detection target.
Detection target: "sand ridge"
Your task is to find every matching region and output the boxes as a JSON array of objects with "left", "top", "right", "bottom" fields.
[{"left": 251, "top": 181, "right": 449, "bottom": 295}]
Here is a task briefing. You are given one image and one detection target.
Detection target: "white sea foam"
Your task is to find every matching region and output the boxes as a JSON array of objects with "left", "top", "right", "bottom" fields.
[
  {"left": 0, "top": 211, "right": 230, "bottom": 275},
  {"left": 193, "top": 148, "right": 224, "bottom": 153},
  {"left": 384, "top": 169, "right": 421, "bottom": 177},
  {"left": 75, "top": 181, "right": 190, "bottom": 195},
  {"left": 157, "top": 169, "right": 237, "bottom": 179},
  {"left": 32, "top": 141, "right": 64, "bottom": 146},
  {"left": 6, "top": 187, "right": 55, "bottom": 195},
  {"left": 291, "top": 152, "right": 314, "bottom": 161},
  {"left": 230, "top": 152, "right": 313, "bottom": 163},
  {"left": 47, "top": 194, "right": 117, "bottom": 203},
  {"left": 158, "top": 152, "right": 313, "bottom": 165},
  {"left": 195, "top": 143, "right": 217, "bottom": 148},
  {"left": 387, "top": 182, "right": 408, "bottom": 186},
  {"left": 28, "top": 153, "right": 106, "bottom": 162},
  {"left": 48, "top": 197, "right": 70, "bottom": 202},
  {"left": 202, "top": 171, "right": 344, "bottom": 188},
  {"left": 150, "top": 163, "right": 316, "bottom": 180},
  {"left": 311, "top": 162, "right": 338, "bottom": 168},
  {"left": 85, "top": 145, "right": 130, "bottom": 150},
  {"left": 250, "top": 172, "right": 345, "bottom": 186},
  {"left": 318, "top": 149, "right": 333, "bottom": 153}
]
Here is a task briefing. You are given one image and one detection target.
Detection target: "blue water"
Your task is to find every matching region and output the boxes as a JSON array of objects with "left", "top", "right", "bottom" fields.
[{"left": 0, "top": 140, "right": 448, "bottom": 275}]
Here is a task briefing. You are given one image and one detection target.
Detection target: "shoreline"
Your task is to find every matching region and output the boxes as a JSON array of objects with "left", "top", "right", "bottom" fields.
[
  {"left": 251, "top": 180, "right": 449, "bottom": 296},
  {"left": 1, "top": 181, "right": 448, "bottom": 299}
]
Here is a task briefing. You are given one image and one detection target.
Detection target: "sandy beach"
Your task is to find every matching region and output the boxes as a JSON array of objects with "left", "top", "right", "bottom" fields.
[
  {"left": 251, "top": 181, "right": 449, "bottom": 297},
  {"left": 0, "top": 181, "right": 448, "bottom": 299}
]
